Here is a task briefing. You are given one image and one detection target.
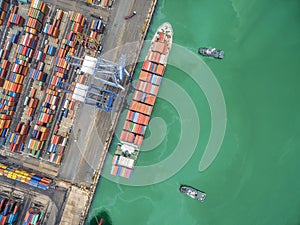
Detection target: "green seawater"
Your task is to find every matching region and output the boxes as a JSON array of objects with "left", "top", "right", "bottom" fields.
[{"left": 87, "top": 0, "right": 300, "bottom": 224}]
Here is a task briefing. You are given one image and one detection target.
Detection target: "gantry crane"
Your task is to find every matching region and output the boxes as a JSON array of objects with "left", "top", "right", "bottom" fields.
[
  {"left": 66, "top": 54, "right": 130, "bottom": 90},
  {"left": 57, "top": 54, "right": 130, "bottom": 112},
  {"left": 74, "top": 32, "right": 100, "bottom": 50},
  {"left": 57, "top": 81, "right": 121, "bottom": 112}
]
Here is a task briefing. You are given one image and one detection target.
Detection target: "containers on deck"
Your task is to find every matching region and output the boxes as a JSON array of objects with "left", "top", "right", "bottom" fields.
[
  {"left": 111, "top": 23, "right": 173, "bottom": 178},
  {"left": 142, "top": 60, "right": 165, "bottom": 76}
]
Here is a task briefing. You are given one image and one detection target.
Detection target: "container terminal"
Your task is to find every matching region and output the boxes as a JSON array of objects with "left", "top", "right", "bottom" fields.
[{"left": 0, "top": 0, "right": 158, "bottom": 224}]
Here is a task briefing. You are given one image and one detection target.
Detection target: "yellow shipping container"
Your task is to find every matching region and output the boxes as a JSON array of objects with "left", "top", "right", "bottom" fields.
[
  {"left": 0, "top": 120, "right": 5, "bottom": 129},
  {"left": 0, "top": 164, "right": 7, "bottom": 169}
]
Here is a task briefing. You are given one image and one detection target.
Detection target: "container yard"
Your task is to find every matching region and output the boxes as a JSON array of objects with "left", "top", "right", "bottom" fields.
[
  {"left": 0, "top": 0, "right": 158, "bottom": 223},
  {"left": 0, "top": 0, "right": 105, "bottom": 165}
]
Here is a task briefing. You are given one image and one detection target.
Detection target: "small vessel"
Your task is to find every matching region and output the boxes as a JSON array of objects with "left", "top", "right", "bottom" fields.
[
  {"left": 198, "top": 47, "right": 224, "bottom": 59},
  {"left": 180, "top": 185, "right": 206, "bottom": 202}
]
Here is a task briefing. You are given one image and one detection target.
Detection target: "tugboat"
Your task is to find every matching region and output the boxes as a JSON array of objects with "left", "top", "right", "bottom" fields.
[
  {"left": 180, "top": 185, "right": 206, "bottom": 202},
  {"left": 198, "top": 47, "right": 224, "bottom": 59}
]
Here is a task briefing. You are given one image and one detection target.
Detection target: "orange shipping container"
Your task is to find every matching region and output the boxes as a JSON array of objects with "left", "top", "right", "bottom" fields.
[
  {"left": 56, "top": 10, "right": 63, "bottom": 20},
  {"left": 29, "top": 88, "right": 36, "bottom": 98}
]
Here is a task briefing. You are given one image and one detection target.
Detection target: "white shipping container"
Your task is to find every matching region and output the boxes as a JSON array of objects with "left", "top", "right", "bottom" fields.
[
  {"left": 61, "top": 137, "right": 67, "bottom": 147},
  {"left": 63, "top": 99, "right": 69, "bottom": 109}
]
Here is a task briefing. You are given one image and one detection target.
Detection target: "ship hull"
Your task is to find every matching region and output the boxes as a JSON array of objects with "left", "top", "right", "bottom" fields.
[
  {"left": 198, "top": 47, "right": 224, "bottom": 59},
  {"left": 110, "top": 23, "right": 173, "bottom": 178},
  {"left": 180, "top": 185, "right": 206, "bottom": 202}
]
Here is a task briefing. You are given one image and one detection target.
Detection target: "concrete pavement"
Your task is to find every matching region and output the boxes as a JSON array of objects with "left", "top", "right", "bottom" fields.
[{"left": 59, "top": 0, "right": 156, "bottom": 186}]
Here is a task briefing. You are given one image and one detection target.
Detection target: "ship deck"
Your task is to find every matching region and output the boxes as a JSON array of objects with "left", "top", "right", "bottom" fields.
[{"left": 111, "top": 23, "right": 173, "bottom": 178}]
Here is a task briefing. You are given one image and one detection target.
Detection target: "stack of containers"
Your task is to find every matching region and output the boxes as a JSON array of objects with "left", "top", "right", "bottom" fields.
[
  {"left": 61, "top": 38, "right": 75, "bottom": 55},
  {"left": 7, "top": 6, "right": 25, "bottom": 27},
  {"left": 47, "top": 135, "right": 60, "bottom": 162},
  {"left": 17, "top": 33, "right": 39, "bottom": 63},
  {"left": 29, "top": 87, "right": 60, "bottom": 158},
  {"left": 27, "top": 138, "right": 44, "bottom": 157},
  {"left": 43, "top": 23, "right": 52, "bottom": 36},
  {"left": 0, "top": 60, "right": 10, "bottom": 86},
  {"left": 1, "top": 38, "right": 13, "bottom": 60},
  {"left": 90, "top": 19, "right": 104, "bottom": 33},
  {"left": 11, "top": 31, "right": 21, "bottom": 44},
  {"left": 33, "top": 50, "right": 46, "bottom": 62},
  {"left": 7, "top": 121, "right": 30, "bottom": 152},
  {"left": 32, "top": 124, "right": 50, "bottom": 141},
  {"left": 25, "top": 89, "right": 56, "bottom": 158},
  {"left": 90, "top": 19, "right": 104, "bottom": 39},
  {"left": 0, "top": 1, "right": 49, "bottom": 152},
  {"left": 57, "top": 47, "right": 67, "bottom": 58},
  {"left": 0, "top": 0, "right": 9, "bottom": 25},
  {"left": 43, "top": 22, "right": 59, "bottom": 38},
  {"left": 142, "top": 60, "right": 165, "bottom": 76},
  {"left": 29, "top": 68, "right": 47, "bottom": 82},
  {"left": 24, "top": 88, "right": 39, "bottom": 119},
  {"left": 24, "top": 0, "right": 49, "bottom": 35},
  {"left": 0, "top": 30, "right": 37, "bottom": 138},
  {"left": 0, "top": 162, "right": 52, "bottom": 190},
  {"left": 44, "top": 44, "right": 56, "bottom": 56},
  {"left": 48, "top": 93, "right": 75, "bottom": 164},
  {"left": 56, "top": 9, "right": 64, "bottom": 21},
  {"left": 111, "top": 143, "right": 136, "bottom": 178},
  {"left": 100, "top": 0, "right": 110, "bottom": 8},
  {"left": 0, "top": 198, "right": 19, "bottom": 224},
  {"left": 43, "top": 9, "right": 63, "bottom": 38},
  {"left": 31, "top": 44, "right": 47, "bottom": 83},
  {"left": 70, "top": 12, "right": 85, "bottom": 33},
  {"left": 89, "top": 30, "right": 97, "bottom": 39},
  {"left": 23, "top": 207, "right": 44, "bottom": 225}
]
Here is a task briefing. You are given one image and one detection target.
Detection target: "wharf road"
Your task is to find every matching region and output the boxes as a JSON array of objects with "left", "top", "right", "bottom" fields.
[{"left": 58, "top": 0, "right": 156, "bottom": 186}]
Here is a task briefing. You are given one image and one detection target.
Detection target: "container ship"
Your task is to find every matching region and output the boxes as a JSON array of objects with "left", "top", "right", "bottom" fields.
[{"left": 111, "top": 22, "right": 173, "bottom": 178}]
